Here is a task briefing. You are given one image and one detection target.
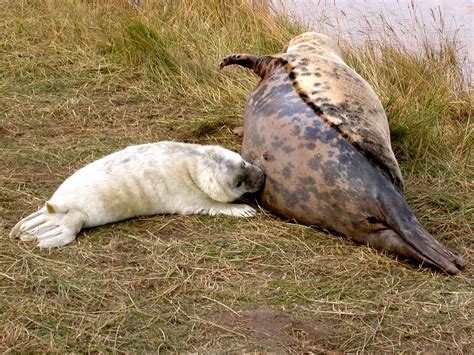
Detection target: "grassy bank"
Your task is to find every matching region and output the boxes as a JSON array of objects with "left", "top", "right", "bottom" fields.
[{"left": 1, "top": 0, "right": 472, "bottom": 352}]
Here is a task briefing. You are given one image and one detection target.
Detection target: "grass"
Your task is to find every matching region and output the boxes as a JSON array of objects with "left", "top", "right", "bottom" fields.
[{"left": 1, "top": 0, "right": 472, "bottom": 352}]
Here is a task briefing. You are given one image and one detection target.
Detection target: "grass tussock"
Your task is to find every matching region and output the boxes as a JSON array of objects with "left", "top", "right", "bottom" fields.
[{"left": 1, "top": 0, "right": 472, "bottom": 352}]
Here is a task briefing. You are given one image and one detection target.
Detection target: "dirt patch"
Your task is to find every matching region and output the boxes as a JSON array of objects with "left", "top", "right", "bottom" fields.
[{"left": 217, "top": 306, "right": 331, "bottom": 351}]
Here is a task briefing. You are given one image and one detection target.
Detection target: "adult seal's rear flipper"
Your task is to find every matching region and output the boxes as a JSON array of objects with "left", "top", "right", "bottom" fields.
[
  {"left": 378, "top": 192, "right": 464, "bottom": 274},
  {"left": 352, "top": 187, "right": 464, "bottom": 274},
  {"left": 356, "top": 229, "right": 463, "bottom": 274},
  {"left": 219, "top": 54, "right": 283, "bottom": 81}
]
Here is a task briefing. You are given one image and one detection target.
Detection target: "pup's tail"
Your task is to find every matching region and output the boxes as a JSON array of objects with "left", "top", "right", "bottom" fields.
[{"left": 10, "top": 202, "right": 86, "bottom": 248}]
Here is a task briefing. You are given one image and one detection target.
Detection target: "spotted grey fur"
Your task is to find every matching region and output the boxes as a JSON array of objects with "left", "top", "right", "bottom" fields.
[{"left": 220, "top": 32, "right": 464, "bottom": 274}]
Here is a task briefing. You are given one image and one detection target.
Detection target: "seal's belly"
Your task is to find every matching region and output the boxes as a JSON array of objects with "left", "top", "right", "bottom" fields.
[{"left": 242, "top": 68, "right": 388, "bottom": 234}]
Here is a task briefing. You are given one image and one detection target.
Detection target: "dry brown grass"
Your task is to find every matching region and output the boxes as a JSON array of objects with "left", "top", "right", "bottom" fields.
[{"left": 1, "top": 0, "right": 472, "bottom": 352}]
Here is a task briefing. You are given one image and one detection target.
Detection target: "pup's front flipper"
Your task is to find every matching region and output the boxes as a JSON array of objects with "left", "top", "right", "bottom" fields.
[{"left": 204, "top": 202, "right": 257, "bottom": 218}]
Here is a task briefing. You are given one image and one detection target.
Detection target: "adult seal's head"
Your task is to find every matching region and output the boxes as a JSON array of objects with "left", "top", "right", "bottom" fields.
[{"left": 220, "top": 32, "right": 464, "bottom": 274}]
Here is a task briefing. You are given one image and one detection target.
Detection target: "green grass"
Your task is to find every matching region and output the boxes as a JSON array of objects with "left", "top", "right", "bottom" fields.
[{"left": 1, "top": 0, "right": 472, "bottom": 352}]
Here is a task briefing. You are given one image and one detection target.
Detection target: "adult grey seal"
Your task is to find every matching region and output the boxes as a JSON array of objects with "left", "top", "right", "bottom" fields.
[
  {"left": 10, "top": 141, "right": 265, "bottom": 248},
  {"left": 220, "top": 32, "right": 463, "bottom": 274}
]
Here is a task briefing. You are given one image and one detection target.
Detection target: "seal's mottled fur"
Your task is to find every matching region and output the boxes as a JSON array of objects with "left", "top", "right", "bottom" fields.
[{"left": 220, "top": 32, "right": 463, "bottom": 274}]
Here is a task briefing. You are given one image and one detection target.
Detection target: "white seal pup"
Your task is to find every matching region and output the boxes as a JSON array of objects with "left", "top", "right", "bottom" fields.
[{"left": 10, "top": 141, "right": 265, "bottom": 248}]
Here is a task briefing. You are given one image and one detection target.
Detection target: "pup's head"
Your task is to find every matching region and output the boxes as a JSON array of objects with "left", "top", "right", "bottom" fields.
[{"left": 199, "top": 146, "right": 265, "bottom": 203}]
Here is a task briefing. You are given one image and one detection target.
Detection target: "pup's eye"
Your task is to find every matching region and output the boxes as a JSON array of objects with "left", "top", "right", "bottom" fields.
[
  {"left": 235, "top": 181, "right": 243, "bottom": 188},
  {"left": 240, "top": 161, "right": 246, "bottom": 168}
]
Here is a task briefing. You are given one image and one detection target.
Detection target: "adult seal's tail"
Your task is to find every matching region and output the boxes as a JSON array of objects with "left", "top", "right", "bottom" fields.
[{"left": 220, "top": 32, "right": 464, "bottom": 274}]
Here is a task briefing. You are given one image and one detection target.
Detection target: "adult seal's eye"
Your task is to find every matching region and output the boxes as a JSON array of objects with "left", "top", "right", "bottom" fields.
[{"left": 235, "top": 180, "right": 243, "bottom": 188}]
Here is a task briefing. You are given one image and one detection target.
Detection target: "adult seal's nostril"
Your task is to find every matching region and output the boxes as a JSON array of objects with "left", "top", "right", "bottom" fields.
[{"left": 221, "top": 32, "right": 463, "bottom": 274}]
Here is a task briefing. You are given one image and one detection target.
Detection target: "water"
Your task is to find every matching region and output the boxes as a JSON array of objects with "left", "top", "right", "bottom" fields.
[{"left": 280, "top": 0, "right": 473, "bottom": 80}]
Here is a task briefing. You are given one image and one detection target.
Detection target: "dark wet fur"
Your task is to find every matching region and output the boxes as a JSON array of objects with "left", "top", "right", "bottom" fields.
[{"left": 221, "top": 55, "right": 464, "bottom": 274}]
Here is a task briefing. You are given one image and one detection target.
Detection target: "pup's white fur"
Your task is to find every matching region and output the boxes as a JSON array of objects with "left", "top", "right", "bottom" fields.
[{"left": 10, "top": 142, "right": 264, "bottom": 248}]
